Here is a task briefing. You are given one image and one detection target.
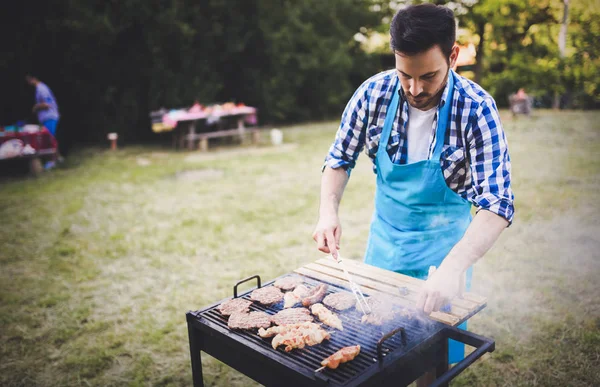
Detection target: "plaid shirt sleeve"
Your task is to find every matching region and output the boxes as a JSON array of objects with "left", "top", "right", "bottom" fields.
[
  {"left": 323, "top": 82, "right": 370, "bottom": 174},
  {"left": 467, "top": 97, "right": 515, "bottom": 224}
]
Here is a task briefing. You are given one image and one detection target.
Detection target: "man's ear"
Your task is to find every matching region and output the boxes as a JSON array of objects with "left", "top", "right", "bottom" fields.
[{"left": 449, "top": 45, "right": 460, "bottom": 70}]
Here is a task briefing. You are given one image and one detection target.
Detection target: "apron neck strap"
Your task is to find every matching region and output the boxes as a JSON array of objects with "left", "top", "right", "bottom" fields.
[
  {"left": 378, "top": 78, "right": 401, "bottom": 152},
  {"left": 432, "top": 71, "right": 455, "bottom": 160}
]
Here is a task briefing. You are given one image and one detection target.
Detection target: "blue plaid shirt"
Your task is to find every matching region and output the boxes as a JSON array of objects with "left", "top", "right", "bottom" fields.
[{"left": 325, "top": 69, "right": 514, "bottom": 224}]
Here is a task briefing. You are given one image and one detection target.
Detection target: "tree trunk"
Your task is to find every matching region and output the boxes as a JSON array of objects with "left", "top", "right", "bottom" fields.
[
  {"left": 474, "top": 21, "right": 486, "bottom": 85},
  {"left": 553, "top": 0, "right": 569, "bottom": 110}
]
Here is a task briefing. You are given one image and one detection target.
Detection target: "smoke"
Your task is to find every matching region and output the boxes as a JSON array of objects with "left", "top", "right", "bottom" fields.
[{"left": 468, "top": 204, "right": 600, "bottom": 343}]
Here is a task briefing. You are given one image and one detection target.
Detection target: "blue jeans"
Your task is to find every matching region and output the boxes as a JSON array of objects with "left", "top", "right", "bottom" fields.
[{"left": 42, "top": 119, "right": 59, "bottom": 137}]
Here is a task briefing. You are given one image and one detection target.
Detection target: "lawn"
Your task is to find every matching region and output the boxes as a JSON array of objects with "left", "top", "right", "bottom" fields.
[{"left": 1, "top": 110, "right": 599, "bottom": 386}]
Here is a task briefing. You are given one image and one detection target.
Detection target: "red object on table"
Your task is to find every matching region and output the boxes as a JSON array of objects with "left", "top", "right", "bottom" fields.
[{"left": 0, "top": 127, "right": 57, "bottom": 160}]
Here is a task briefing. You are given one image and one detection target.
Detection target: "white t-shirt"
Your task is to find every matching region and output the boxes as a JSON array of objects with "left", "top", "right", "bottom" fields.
[{"left": 406, "top": 105, "right": 436, "bottom": 163}]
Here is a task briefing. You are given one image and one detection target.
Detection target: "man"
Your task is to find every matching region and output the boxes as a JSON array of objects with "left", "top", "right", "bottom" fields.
[
  {"left": 312, "top": 3, "right": 514, "bottom": 366},
  {"left": 26, "top": 75, "right": 61, "bottom": 166}
]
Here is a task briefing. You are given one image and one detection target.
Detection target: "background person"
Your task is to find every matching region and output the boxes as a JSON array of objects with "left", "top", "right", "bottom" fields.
[
  {"left": 25, "top": 75, "right": 62, "bottom": 166},
  {"left": 509, "top": 87, "right": 532, "bottom": 117}
]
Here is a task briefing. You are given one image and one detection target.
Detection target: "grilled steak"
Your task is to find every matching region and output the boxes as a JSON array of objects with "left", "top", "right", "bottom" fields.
[
  {"left": 361, "top": 313, "right": 394, "bottom": 326},
  {"left": 273, "top": 276, "right": 304, "bottom": 291},
  {"left": 250, "top": 286, "right": 284, "bottom": 305},
  {"left": 323, "top": 292, "right": 356, "bottom": 311},
  {"left": 366, "top": 293, "right": 404, "bottom": 309},
  {"left": 397, "top": 308, "right": 415, "bottom": 319},
  {"left": 360, "top": 294, "right": 398, "bottom": 325},
  {"left": 228, "top": 311, "right": 272, "bottom": 330},
  {"left": 217, "top": 298, "right": 252, "bottom": 316},
  {"left": 271, "top": 307, "right": 313, "bottom": 325},
  {"left": 283, "top": 284, "right": 310, "bottom": 308},
  {"left": 301, "top": 284, "right": 328, "bottom": 307}
]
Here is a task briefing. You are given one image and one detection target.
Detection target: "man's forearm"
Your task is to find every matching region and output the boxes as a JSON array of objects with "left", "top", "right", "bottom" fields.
[
  {"left": 319, "top": 166, "right": 349, "bottom": 216},
  {"left": 33, "top": 103, "right": 50, "bottom": 111},
  {"left": 440, "top": 210, "right": 509, "bottom": 274}
]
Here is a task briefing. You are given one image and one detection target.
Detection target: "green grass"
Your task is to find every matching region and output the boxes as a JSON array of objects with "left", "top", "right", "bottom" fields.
[{"left": 1, "top": 110, "right": 599, "bottom": 386}]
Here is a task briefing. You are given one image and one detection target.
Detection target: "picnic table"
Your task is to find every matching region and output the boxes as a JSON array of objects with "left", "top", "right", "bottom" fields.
[
  {"left": 0, "top": 125, "right": 57, "bottom": 175},
  {"left": 152, "top": 103, "right": 259, "bottom": 150}
]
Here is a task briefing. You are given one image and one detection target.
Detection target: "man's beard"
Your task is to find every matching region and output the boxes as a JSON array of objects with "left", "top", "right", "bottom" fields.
[{"left": 406, "top": 69, "right": 449, "bottom": 110}]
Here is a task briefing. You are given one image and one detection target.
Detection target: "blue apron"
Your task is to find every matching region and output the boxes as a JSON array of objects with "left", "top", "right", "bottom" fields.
[{"left": 364, "top": 72, "right": 472, "bottom": 363}]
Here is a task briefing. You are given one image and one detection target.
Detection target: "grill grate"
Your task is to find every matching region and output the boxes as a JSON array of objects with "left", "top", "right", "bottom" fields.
[{"left": 192, "top": 276, "right": 445, "bottom": 386}]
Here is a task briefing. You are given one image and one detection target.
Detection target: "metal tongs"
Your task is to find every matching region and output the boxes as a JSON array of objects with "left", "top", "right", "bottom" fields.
[{"left": 332, "top": 254, "right": 371, "bottom": 316}]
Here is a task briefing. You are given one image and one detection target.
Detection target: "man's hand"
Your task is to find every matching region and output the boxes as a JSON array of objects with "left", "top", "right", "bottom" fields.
[
  {"left": 416, "top": 210, "right": 509, "bottom": 314},
  {"left": 32, "top": 103, "right": 49, "bottom": 113},
  {"left": 312, "top": 214, "right": 342, "bottom": 260},
  {"left": 314, "top": 166, "right": 348, "bottom": 260},
  {"left": 416, "top": 265, "right": 462, "bottom": 315}
]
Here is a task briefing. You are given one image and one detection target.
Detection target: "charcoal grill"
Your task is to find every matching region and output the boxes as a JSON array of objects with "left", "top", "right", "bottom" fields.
[{"left": 187, "top": 263, "right": 495, "bottom": 387}]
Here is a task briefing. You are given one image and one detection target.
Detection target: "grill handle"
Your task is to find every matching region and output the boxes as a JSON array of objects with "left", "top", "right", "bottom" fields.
[
  {"left": 234, "top": 275, "right": 261, "bottom": 298},
  {"left": 377, "top": 326, "right": 406, "bottom": 363},
  {"left": 429, "top": 326, "right": 496, "bottom": 387}
]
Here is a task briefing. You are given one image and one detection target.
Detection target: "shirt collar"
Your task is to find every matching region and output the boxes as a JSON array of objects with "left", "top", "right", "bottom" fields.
[{"left": 439, "top": 70, "right": 454, "bottom": 108}]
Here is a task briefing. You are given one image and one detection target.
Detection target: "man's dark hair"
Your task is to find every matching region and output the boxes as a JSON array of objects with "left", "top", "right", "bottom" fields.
[{"left": 390, "top": 4, "right": 456, "bottom": 59}]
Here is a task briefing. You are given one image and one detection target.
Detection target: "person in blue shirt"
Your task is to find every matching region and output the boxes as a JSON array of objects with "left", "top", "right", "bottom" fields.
[
  {"left": 26, "top": 75, "right": 60, "bottom": 136},
  {"left": 313, "top": 3, "right": 514, "bottom": 378},
  {"left": 26, "top": 75, "right": 62, "bottom": 167}
]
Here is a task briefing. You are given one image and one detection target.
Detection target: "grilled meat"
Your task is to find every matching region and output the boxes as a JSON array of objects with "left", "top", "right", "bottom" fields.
[
  {"left": 271, "top": 324, "right": 331, "bottom": 352},
  {"left": 271, "top": 307, "right": 313, "bottom": 325},
  {"left": 250, "top": 286, "right": 284, "bottom": 305},
  {"left": 361, "top": 313, "right": 394, "bottom": 326},
  {"left": 302, "top": 326, "right": 331, "bottom": 345},
  {"left": 273, "top": 276, "right": 304, "bottom": 291},
  {"left": 321, "top": 345, "right": 361, "bottom": 369},
  {"left": 301, "top": 284, "right": 328, "bottom": 307},
  {"left": 272, "top": 331, "right": 306, "bottom": 352},
  {"left": 360, "top": 294, "right": 398, "bottom": 325},
  {"left": 283, "top": 293, "right": 299, "bottom": 309},
  {"left": 257, "top": 322, "right": 321, "bottom": 338},
  {"left": 217, "top": 298, "right": 252, "bottom": 316},
  {"left": 311, "top": 303, "right": 343, "bottom": 331},
  {"left": 323, "top": 292, "right": 356, "bottom": 311},
  {"left": 283, "top": 284, "right": 310, "bottom": 308},
  {"left": 227, "top": 311, "right": 272, "bottom": 330},
  {"left": 360, "top": 306, "right": 415, "bottom": 325},
  {"left": 397, "top": 308, "right": 415, "bottom": 319}
]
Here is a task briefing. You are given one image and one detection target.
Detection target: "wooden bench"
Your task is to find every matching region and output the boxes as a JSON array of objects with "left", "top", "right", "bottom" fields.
[{"left": 186, "top": 127, "right": 261, "bottom": 151}]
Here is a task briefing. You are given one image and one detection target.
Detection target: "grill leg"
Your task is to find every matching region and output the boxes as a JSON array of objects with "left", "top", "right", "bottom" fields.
[
  {"left": 187, "top": 320, "right": 204, "bottom": 387},
  {"left": 435, "top": 338, "right": 449, "bottom": 387}
]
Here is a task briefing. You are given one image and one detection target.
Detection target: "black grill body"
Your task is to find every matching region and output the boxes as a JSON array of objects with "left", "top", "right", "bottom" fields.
[{"left": 187, "top": 275, "right": 494, "bottom": 387}]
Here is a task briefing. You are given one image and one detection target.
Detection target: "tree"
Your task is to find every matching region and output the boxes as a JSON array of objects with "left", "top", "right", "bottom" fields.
[
  {"left": 0, "top": 0, "right": 385, "bottom": 145},
  {"left": 452, "top": 0, "right": 598, "bottom": 108},
  {"left": 554, "top": 0, "right": 569, "bottom": 109}
]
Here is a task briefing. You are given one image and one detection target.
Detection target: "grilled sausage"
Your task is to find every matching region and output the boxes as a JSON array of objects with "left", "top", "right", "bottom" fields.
[{"left": 301, "top": 284, "right": 328, "bottom": 307}]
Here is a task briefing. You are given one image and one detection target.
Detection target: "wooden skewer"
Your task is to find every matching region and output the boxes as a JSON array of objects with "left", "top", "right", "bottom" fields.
[{"left": 315, "top": 365, "right": 326, "bottom": 372}]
